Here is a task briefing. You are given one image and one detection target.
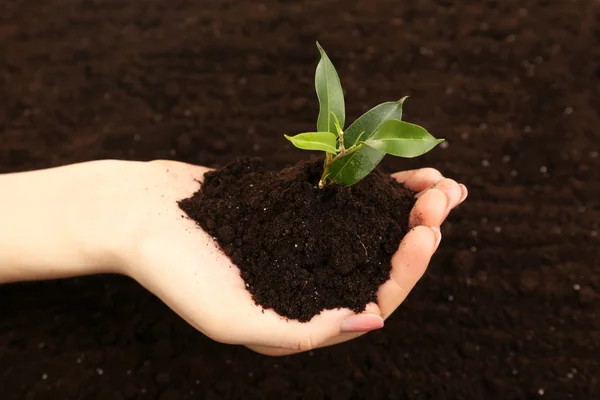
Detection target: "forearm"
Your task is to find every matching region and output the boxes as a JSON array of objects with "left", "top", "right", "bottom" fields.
[{"left": 0, "top": 160, "right": 130, "bottom": 283}]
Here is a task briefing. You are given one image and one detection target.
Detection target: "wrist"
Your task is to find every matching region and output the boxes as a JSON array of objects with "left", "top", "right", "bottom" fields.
[{"left": 0, "top": 160, "right": 144, "bottom": 282}]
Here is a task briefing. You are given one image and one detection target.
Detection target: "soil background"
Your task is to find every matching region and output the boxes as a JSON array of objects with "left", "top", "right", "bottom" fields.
[{"left": 1, "top": 0, "right": 599, "bottom": 399}]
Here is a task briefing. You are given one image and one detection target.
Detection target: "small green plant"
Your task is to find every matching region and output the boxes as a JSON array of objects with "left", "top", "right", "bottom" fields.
[{"left": 285, "top": 42, "right": 444, "bottom": 188}]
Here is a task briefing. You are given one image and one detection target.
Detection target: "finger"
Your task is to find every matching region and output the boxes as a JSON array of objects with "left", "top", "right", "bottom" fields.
[
  {"left": 432, "top": 177, "right": 462, "bottom": 208},
  {"left": 409, "top": 188, "right": 448, "bottom": 227},
  {"left": 391, "top": 168, "right": 443, "bottom": 192},
  {"left": 377, "top": 226, "right": 440, "bottom": 318},
  {"left": 247, "top": 303, "right": 382, "bottom": 355},
  {"left": 247, "top": 331, "right": 365, "bottom": 356},
  {"left": 219, "top": 302, "right": 383, "bottom": 353},
  {"left": 416, "top": 178, "right": 462, "bottom": 220}
]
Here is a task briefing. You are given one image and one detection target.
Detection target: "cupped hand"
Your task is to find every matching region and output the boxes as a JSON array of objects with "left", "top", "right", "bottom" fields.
[{"left": 121, "top": 161, "right": 467, "bottom": 356}]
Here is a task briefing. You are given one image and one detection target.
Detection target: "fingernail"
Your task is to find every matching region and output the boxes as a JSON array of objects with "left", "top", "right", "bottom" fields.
[
  {"left": 459, "top": 184, "right": 468, "bottom": 203},
  {"left": 430, "top": 226, "right": 442, "bottom": 250},
  {"left": 340, "top": 314, "right": 384, "bottom": 333}
]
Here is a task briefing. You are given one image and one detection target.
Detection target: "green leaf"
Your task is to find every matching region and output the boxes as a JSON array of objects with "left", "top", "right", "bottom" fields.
[
  {"left": 315, "top": 42, "right": 345, "bottom": 134},
  {"left": 328, "top": 99, "right": 406, "bottom": 186},
  {"left": 284, "top": 132, "right": 338, "bottom": 154},
  {"left": 364, "top": 120, "right": 444, "bottom": 157}
]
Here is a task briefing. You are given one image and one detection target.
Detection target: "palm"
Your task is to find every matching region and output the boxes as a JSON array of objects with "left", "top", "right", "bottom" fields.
[{"left": 128, "top": 161, "right": 466, "bottom": 356}]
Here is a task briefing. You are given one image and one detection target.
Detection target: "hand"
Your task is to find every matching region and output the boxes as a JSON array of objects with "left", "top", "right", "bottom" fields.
[
  {"left": 0, "top": 159, "right": 465, "bottom": 356},
  {"left": 122, "top": 161, "right": 468, "bottom": 356}
]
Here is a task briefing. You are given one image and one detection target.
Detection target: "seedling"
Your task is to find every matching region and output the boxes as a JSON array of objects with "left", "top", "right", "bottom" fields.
[{"left": 285, "top": 42, "right": 444, "bottom": 188}]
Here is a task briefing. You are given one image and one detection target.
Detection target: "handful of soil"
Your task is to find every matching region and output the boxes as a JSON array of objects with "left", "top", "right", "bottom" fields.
[{"left": 178, "top": 157, "right": 415, "bottom": 322}]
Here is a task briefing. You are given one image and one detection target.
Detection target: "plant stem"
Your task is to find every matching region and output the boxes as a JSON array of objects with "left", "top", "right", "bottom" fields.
[
  {"left": 318, "top": 143, "right": 362, "bottom": 188},
  {"left": 318, "top": 128, "right": 366, "bottom": 188},
  {"left": 319, "top": 153, "right": 333, "bottom": 188}
]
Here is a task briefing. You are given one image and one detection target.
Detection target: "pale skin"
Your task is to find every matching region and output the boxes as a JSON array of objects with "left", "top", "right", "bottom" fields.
[{"left": 0, "top": 159, "right": 467, "bottom": 356}]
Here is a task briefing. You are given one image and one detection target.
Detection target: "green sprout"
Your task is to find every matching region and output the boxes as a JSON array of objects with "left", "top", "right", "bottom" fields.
[{"left": 285, "top": 42, "right": 444, "bottom": 188}]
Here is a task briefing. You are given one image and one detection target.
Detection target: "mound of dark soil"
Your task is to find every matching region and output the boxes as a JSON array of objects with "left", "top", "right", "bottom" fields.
[{"left": 179, "top": 157, "right": 415, "bottom": 321}]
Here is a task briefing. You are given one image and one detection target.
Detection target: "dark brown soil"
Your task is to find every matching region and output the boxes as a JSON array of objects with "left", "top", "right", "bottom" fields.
[
  {"left": 1, "top": 0, "right": 600, "bottom": 399},
  {"left": 179, "top": 157, "right": 414, "bottom": 322}
]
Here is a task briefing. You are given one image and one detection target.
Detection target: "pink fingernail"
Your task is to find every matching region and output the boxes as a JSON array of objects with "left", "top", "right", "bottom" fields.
[
  {"left": 459, "top": 184, "right": 468, "bottom": 203},
  {"left": 340, "top": 314, "right": 384, "bottom": 333},
  {"left": 431, "top": 226, "right": 442, "bottom": 249}
]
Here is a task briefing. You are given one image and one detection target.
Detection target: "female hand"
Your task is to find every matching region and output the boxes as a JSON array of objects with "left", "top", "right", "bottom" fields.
[
  {"left": 0, "top": 159, "right": 467, "bottom": 356},
  {"left": 121, "top": 160, "right": 467, "bottom": 356}
]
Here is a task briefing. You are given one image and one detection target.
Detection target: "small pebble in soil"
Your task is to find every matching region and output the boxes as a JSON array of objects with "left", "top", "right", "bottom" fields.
[
  {"left": 470, "top": 246, "right": 477, "bottom": 252},
  {"left": 448, "top": 295, "right": 454, "bottom": 301},
  {"left": 573, "top": 284, "right": 581, "bottom": 291},
  {"left": 540, "top": 166, "right": 547, "bottom": 173},
  {"left": 524, "top": 126, "right": 532, "bottom": 132},
  {"left": 590, "top": 230, "right": 597, "bottom": 237},
  {"left": 510, "top": 170, "right": 518, "bottom": 176},
  {"left": 471, "top": 230, "right": 478, "bottom": 237},
  {"left": 42, "top": 373, "right": 48, "bottom": 380},
  {"left": 440, "top": 141, "right": 449, "bottom": 149},
  {"left": 538, "top": 388, "right": 544, "bottom": 396},
  {"left": 253, "top": 144, "right": 260, "bottom": 151},
  {"left": 591, "top": 151, "right": 598, "bottom": 158},
  {"left": 494, "top": 226, "right": 502, "bottom": 233},
  {"left": 97, "top": 368, "right": 104, "bottom": 375},
  {"left": 564, "top": 107, "right": 574, "bottom": 115},
  {"left": 460, "top": 132, "right": 469, "bottom": 140},
  {"left": 567, "top": 373, "right": 573, "bottom": 379},
  {"left": 512, "top": 369, "right": 518, "bottom": 375},
  {"left": 419, "top": 47, "right": 433, "bottom": 56},
  {"left": 482, "top": 159, "right": 490, "bottom": 167},
  {"left": 502, "top": 155, "right": 511, "bottom": 163}
]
